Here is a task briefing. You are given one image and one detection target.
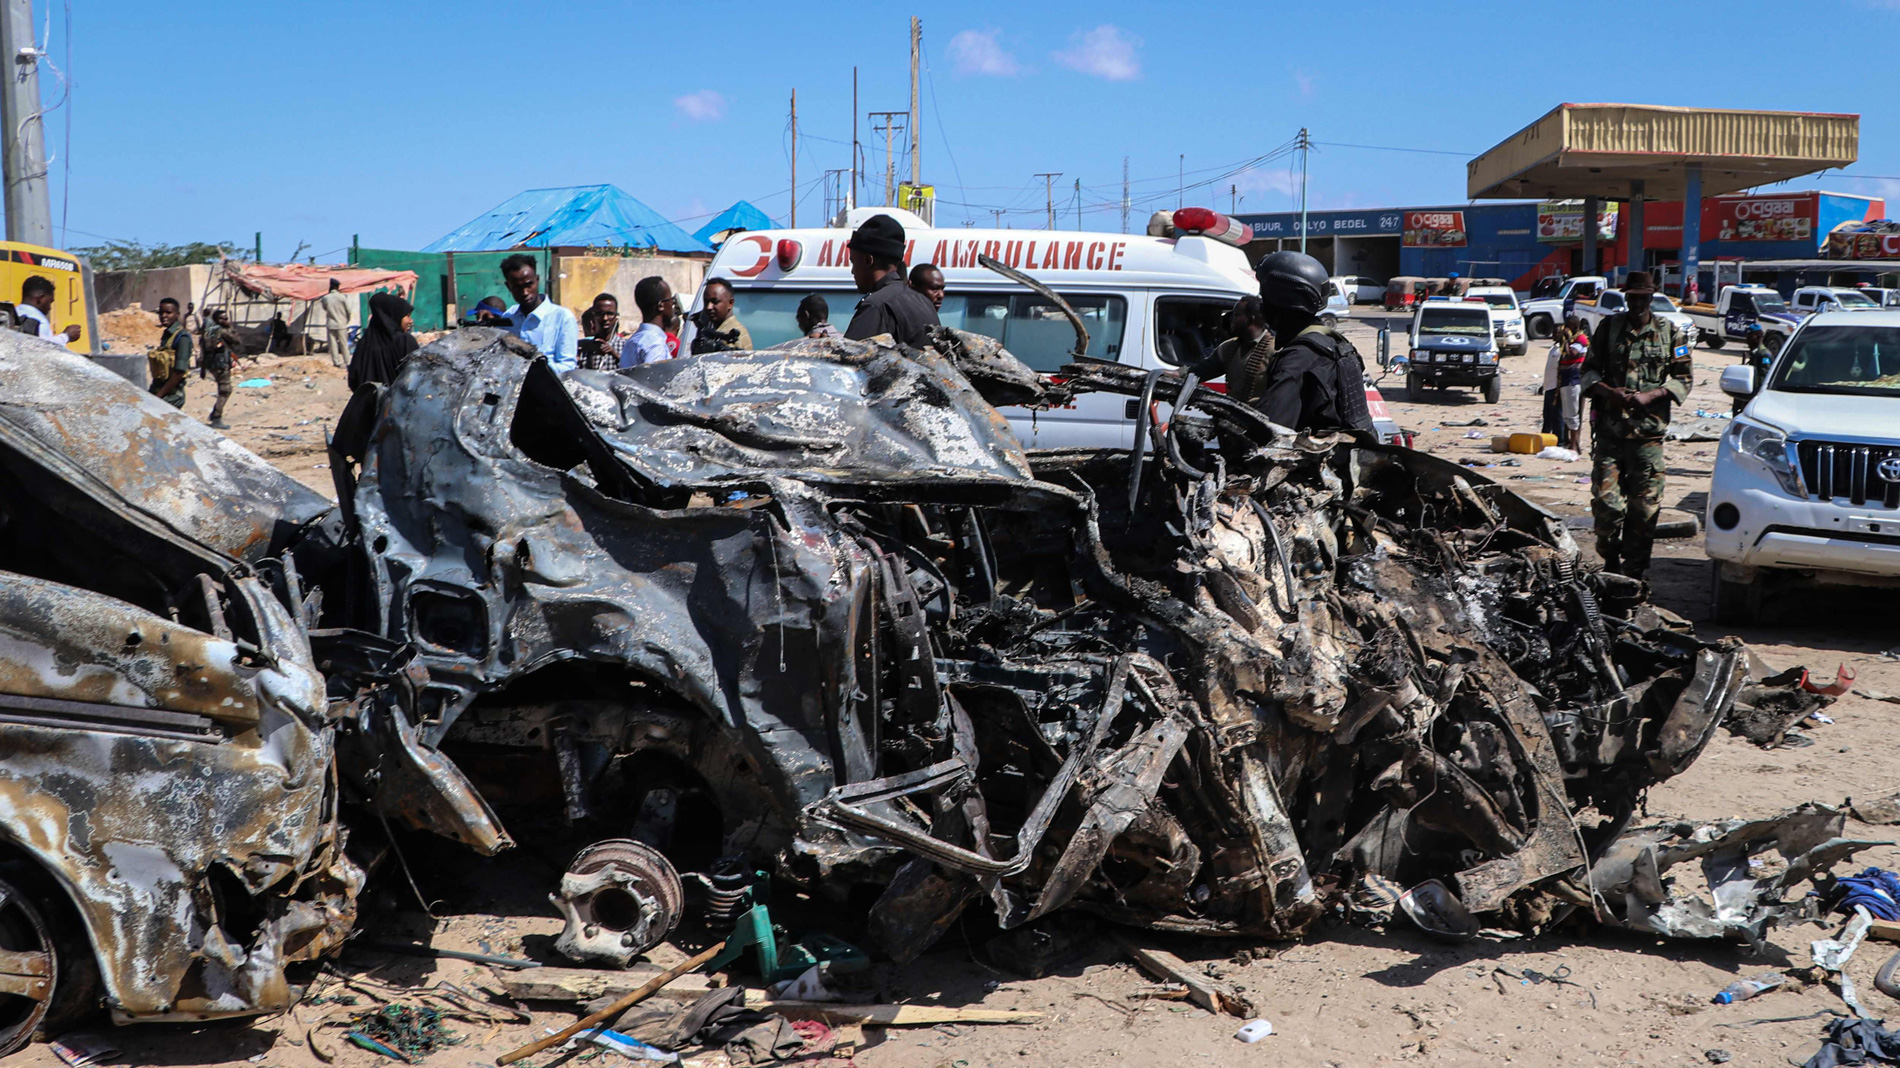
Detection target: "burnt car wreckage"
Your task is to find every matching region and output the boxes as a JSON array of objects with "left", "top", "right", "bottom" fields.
[{"left": 0, "top": 308, "right": 1867, "bottom": 1049}]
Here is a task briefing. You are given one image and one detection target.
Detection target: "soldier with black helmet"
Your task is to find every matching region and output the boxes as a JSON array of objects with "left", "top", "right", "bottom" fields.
[{"left": 1236, "top": 250, "right": 1375, "bottom": 435}]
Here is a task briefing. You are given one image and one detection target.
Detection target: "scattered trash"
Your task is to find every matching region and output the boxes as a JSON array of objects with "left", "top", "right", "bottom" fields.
[
  {"left": 1397, "top": 880, "right": 1478, "bottom": 942},
  {"left": 1800, "top": 1015, "right": 1900, "bottom": 1066},
  {"left": 47, "top": 1037, "right": 120, "bottom": 1068},
  {"left": 1713, "top": 972, "right": 1785, "bottom": 1004},
  {"left": 767, "top": 965, "right": 843, "bottom": 1003},
  {"left": 1463, "top": 430, "right": 1486, "bottom": 439},
  {"left": 1855, "top": 688, "right": 1900, "bottom": 705},
  {"left": 587, "top": 1028, "right": 681, "bottom": 1064},
  {"left": 1666, "top": 417, "right": 1731, "bottom": 442},
  {"left": 1441, "top": 417, "right": 1490, "bottom": 427},
  {"left": 349, "top": 1005, "right": 458, "bottom": 1062},
  {"left": 238, "top": 377, "right": 273, "bottom": 388},
  {"left": 1536, "top": 446, "right": 1581, "bottom": 462},
  {"left": 1114, "top": 933, "right": 1255, "bottom": 1018},
  {"left": 1835, "top": 870, "right": 1900, "bottom": 921},
  {"left": 1813, "top": 907, "right": 1877, "bottom": 1018},
  {"left": 1704, "top": 1049, "right": 1732, "bottom": 1064},
  {"left": 1802, "top": 664, "right": 1858, "bottom": 697},
  {"left": 1492, "top": 432, "right": 1558, "bottom": 454},
  {"left": 1234, "top": 1019, "right": 1274, "bottom": 1043}
]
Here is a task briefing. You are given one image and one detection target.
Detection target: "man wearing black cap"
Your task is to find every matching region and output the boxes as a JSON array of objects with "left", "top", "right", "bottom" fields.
[
  {"left": 1581, "top": 270, "right": 1693, "bottom": 579},
  {"left": 843, "top": 214, "right": 939, "bottom": 347}
]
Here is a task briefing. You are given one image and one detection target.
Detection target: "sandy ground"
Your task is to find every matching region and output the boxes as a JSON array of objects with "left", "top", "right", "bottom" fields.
[{"left": 27, "top": 313, "right": 1900, "bottom": 1068}]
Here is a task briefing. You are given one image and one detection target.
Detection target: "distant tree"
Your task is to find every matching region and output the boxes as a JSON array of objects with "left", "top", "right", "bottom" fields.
[{"left": 72, "top": 239, "right": 252, "bottom": 272}]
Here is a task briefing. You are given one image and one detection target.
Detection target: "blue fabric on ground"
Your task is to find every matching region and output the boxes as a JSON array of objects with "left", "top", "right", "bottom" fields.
[{"left": 1837, "top": 868, "right": 1900, "bottom": 921}]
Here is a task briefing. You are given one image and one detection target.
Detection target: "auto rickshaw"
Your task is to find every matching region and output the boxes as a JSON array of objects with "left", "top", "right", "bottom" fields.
[{"left": 1383, "top": 276, "right": 1427, "bottom": 312}]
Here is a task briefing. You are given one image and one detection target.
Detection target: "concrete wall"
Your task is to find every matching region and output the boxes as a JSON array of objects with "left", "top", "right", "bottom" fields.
[
  {"left": 96, "top": 263, "right": 363, "bottom": 330},
  {"left": 554, "top": 255, "right": 707, "bottom": 326}
]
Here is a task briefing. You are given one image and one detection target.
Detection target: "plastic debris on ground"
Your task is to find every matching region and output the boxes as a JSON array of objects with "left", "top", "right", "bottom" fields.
[
  {"left": 1235, "top": 1019, "right": 1274, "bottom": 1043},
  {"left": 47, "top": 1037, "right": 120, "bottom": 1068},
  {"left": 1537, "top": 446, "right": 1581, "bottom": 461},
  {"left": 1802, "top": 1017, "right": 1900, "bottom": 1068},
  {"left": 349, "top": 1005, "right": 458, "bottom": 1061},
  {"left": 238, "top": 377, "right": 274, "bottom": 388}
]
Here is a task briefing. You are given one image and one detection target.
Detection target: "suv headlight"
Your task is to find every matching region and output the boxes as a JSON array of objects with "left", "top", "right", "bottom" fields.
[
  {"left": 1722, "top": 415, "right": 1805, "bottom": 497},
  {"left": 1478, "top": 351, "right": 1496, "bottom": 365}
]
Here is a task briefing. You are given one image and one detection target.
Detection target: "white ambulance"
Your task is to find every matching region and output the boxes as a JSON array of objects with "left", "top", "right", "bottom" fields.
[{"left": 691, "top": 206, "right": 1400, "bottom": 448}]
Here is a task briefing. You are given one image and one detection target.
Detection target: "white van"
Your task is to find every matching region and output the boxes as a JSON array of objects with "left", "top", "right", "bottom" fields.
[{"left": 691, "top": 207, "right": 1400, "bottom": 448}]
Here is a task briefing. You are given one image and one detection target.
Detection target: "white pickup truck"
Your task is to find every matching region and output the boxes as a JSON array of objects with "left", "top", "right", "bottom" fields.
[
  {"left": 1792, "top": 286, "right": 1882, "bottom": 315},
  {"left": 1521, "top": 276, "right": 1606, "bottom": 339},
  {"left": 1573, "top": 289, "right": 1695, "bottom": 337},
  {"left": 1704, "top": 309, "right": 1900, "bottom": 622},
  {"left": 1681, "top": 285, "right": 1804, "bottom": 352}
]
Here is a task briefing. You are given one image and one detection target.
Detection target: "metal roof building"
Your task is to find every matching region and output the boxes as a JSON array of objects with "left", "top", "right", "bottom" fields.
[{"left": 423, "top": 185, "right": 713, "bottom": 255}]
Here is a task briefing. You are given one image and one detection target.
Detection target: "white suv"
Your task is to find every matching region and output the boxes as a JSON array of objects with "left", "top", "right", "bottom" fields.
[
  {"left": 1705, "top": 309, "right": 1900, "bottom": 622},
  {"left": 1466, "top": 286, "right": 1528, "bottom": 355}
]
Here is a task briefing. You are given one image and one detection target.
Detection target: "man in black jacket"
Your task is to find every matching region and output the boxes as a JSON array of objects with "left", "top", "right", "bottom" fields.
[
  {"left": 843, "top": 214, "right": 939, "bottom": 347},
  {"left": 1239, "top": 251, "right": 1374, "bottom": 434}
]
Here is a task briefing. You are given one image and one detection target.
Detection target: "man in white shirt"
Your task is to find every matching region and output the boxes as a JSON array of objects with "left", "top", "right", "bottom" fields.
[
  {"left": 17, "top": 275, "right": 79, "bottom": 346},
  {"left": 317, "top": 278, "right": 352, "bottom": 367},
  {"left": 619, "top": 276, "right": 675, "bottom": 368},
  {"left": 500, "top": 254, "right": 578, "bottom": 372}
]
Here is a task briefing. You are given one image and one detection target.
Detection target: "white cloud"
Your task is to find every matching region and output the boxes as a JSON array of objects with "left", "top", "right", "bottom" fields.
[
  {"left": 1053, "top": 25, "right": 1141, "bottom": 82},
  {"left": 1234, "top": 168, "right": 1296, "bottom": 198},
  {"left": 673, "top": 90, "right": 726, "bottom": 123},
  {"left": 1293, "top": 70, "right": 1315, "bottom": 98},
  {"left": 948, "top": 29, "right": 1020, "bottom": 77}
]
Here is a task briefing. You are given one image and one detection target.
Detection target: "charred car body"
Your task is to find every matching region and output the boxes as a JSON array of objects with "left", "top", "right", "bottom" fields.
[
  {"left": 0, "top": 345, "right": 360, "bottom": 1054},
  {"left": 309, "top": 327, "right": 1784, "bottom": 962}
]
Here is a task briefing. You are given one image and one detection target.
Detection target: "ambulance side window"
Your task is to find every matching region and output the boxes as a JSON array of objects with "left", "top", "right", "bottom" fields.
[
  {"left": 958, "top": 293, "right": 1126, "bottom": 373},
  {"left": 1152, "top": 296, "right": 1237, "bottom": 367}
]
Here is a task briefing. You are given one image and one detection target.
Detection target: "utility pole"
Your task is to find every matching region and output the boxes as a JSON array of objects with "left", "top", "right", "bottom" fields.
[
  {"left": 869, "top": 111, "right": 906, "bottom": 207},
  {"left": 822, "top": 168, "right": 852, "bottom": 221},
  {"left": 789, "top": 89, "right": 797, "bottom": 227},
  {"left": 850, "top": 68, "right": 859, "bottom": 210},
  {"left": 909, "top": 17, "right": 921, "bottom": 190},
  {"left": 1, "top": 0, "right": 51, "bottom": 245},
  {"left": 1034, "top": 173, "right": 1060, "bottom": 229},
  {"left": 1297, "top": 127, "right": 1311, "bottom": 255},
  {"left": 1121, "top": 157, "right": 1129, "bottom": 234},
  {"left": 1074, "top": 178, "right": 1081, "bottom": 231},
  {"left": 991, "top": 209, "right": 1003, "bottom": 228},
  {"left": 1231, "top": 184, "right": 1237, "bottom": 214}
]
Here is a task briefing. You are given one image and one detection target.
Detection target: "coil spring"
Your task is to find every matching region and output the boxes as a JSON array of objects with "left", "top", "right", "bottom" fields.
[{"left": 698, "top": 855, "right": 755, "bottom": 927}]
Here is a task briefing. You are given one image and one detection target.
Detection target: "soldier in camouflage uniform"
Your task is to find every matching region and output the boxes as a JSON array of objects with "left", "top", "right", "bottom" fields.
[{"left": 1580, "top": 271, "right": 1693, "bottom": 579}]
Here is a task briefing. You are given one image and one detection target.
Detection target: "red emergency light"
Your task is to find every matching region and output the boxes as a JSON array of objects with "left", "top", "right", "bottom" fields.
[
  {"left": 776, "top": 239, "right": 802, "bottom": 272},
  {"left": 1171, "top": 207, "right": 1254, "bottom": 248}
]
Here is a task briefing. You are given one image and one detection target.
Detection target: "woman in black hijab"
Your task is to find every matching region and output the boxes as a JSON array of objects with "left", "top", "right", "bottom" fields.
[{"left": 347, "top": 291, "right": 419, "bottom": 390}]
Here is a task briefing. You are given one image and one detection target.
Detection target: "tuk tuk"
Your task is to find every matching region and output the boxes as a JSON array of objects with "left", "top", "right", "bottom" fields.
[{"left": 1384, "top": 276, "right": 1427, "bottom": 311}]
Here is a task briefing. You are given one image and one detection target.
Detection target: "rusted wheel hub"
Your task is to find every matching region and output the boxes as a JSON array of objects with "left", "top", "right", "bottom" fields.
[
  {"left": 550, "top": 839, "right": 685, "bottom": 968},
  {"left": 0, "top": 876, "right": 58, "bottom": 1058}
]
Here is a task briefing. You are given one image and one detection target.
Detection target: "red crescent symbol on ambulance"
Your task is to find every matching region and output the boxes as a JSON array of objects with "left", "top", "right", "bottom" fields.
[{"left": 728, "top": 234, "right": 774, "bottom": 278}]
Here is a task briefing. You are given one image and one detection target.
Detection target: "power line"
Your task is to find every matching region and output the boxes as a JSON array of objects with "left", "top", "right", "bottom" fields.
[{"left": 1313, "top": 140, "right": 1472, "bottom": 157}]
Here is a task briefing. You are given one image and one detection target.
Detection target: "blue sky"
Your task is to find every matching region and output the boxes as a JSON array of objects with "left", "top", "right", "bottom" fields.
[{"left": 43, "top": 0, "right": 1900, "bottom": 260}]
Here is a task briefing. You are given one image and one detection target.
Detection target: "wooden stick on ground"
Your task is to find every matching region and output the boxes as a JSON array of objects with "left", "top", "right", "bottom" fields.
[
  {"left": 496, "top": 941, "right": 725, "bottom": 1066},
  {"left": 1110, "top": 932, "right": 1255, "bottom": 1018}
]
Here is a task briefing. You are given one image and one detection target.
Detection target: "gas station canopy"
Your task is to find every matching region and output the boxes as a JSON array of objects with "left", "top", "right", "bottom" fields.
[{"left": 1467, "top": 103, "right": 1858, "bottom": 200}]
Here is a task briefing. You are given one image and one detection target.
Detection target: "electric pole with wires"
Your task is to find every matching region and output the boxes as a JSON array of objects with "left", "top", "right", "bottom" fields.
[
  {"left": 869, "top": 111, "right": 907, "bottom": 207},
  {"left": 1035, "top": 172, "right": 1061, "bottom": 229},
  {"left": 2, "top": 0, "right": 52, "bottom": 245},
  {"left": 1297, "top": 127, "right": 1312, "bottom": 254},
  {"left": 1121, "top": 157, "right": 1129, "bottom": 234}
]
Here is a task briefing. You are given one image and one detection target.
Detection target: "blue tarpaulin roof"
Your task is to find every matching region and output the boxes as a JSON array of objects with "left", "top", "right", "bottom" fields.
[
  {"left": 692, "top": 200, "right": 779, "bottom": 245},
  {"left": 422, "top": 184, "right": 713, "bottom": 254}
]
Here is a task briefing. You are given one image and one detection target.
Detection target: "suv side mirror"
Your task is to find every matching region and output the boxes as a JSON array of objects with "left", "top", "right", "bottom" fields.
[{"left": 1719, "top": 364, "right": 1757, "bottom": 398}]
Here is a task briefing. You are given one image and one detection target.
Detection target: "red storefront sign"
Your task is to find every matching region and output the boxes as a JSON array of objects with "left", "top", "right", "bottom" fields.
[
  {"left": 1402, "top": 210, "right": 1466, "bottom": 248},
  {"left": 1708, "top": 193, "right": 1815, "bottom": 243},
  {"left": 1828, "top": 231, "right": 1900, "bottom": 260}
]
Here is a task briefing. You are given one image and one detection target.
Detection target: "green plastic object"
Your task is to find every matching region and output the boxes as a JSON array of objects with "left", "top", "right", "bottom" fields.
[{"left": 705, "top": 904, "right": 868, "bottom": 984}]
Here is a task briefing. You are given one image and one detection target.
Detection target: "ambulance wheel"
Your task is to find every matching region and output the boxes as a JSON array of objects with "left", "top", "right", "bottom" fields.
[{"left": 1482, "top": 376, "right": 1501, "bottom": 404}]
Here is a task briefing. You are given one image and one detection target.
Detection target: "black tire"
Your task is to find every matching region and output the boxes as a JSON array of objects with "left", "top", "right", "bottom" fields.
[
  {"left": 1482, "top": 375, "right": 1501, "bottom": 404},
  {"left": 1527, "top": 314, "right": 1554, "bottom": 339},
  {"left": 1710, "top": 561, "right": 1764, "bottom": 626},
  {"left": 1509, "top": 344, "right": 1528, "bottom": 357},
  {"left": 1321, "top": 313, "right": 1337, "bottom": 328},
  {"left": 1406, "top": 371, "right": 1422, "bottom": 400},
  {"left": 0, "top": 859, "right": 100, "bottom": 1058},
  {"left": 1704, "top": 333, "right": 1726, "bottom": 350},
  {"left": 1653, "top": 513, "right": 1700, "bottom": 540}
]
